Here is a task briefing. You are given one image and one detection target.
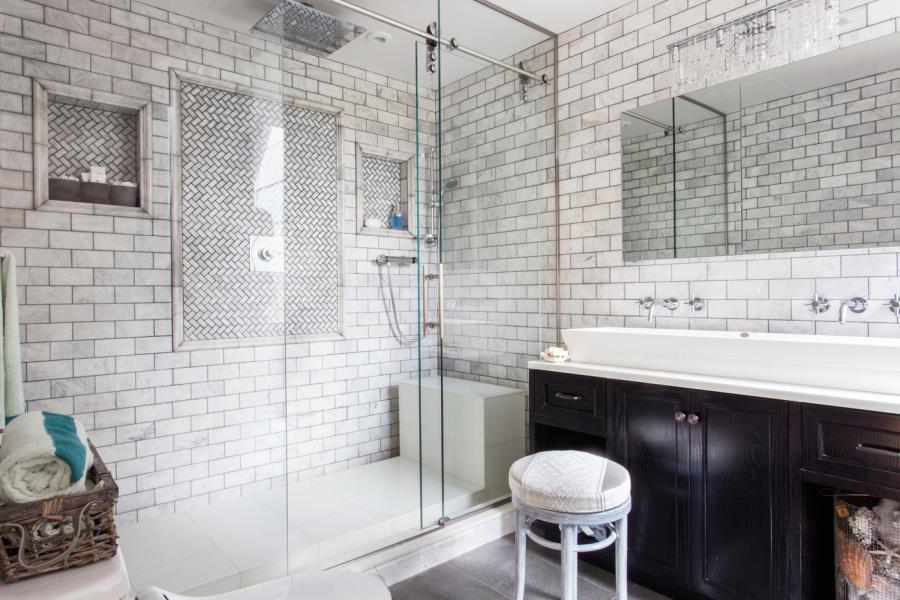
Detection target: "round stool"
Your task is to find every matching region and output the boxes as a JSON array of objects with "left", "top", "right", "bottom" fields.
[{"left": 509, "top": 450, "right": 631, "bottom": 600}]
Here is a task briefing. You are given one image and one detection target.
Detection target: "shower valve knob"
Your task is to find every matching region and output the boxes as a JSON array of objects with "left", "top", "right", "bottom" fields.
[{"left": 257, "top": 248, "right": 274, "bottom": 262}]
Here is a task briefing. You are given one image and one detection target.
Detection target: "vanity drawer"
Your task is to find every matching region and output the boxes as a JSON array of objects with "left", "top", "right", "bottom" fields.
[
  {"left": 802, "top": 404, "right": 900, "bottom": 489},
  {"left": 530, "top": 370, "right": 605, "bottom": 434}
]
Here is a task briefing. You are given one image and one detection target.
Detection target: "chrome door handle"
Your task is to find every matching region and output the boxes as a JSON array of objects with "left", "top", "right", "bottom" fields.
[
  {"left": 438, "top": 263, "right": 444, "bottom": 339},
  {"left": 422, "top": 267, "right": 441, "bottom": 336},
  {"left": 421, "top": 265, "right": 428, "bottom": 337},
  {"left": 687, "top": 414, "right": 700, "bottom": 426},
  {"left": 675, "top": 411, "right": 687, "bottom": 423},
  {"left": 855, "top": 442, "right": 900, "bottom": 458}
]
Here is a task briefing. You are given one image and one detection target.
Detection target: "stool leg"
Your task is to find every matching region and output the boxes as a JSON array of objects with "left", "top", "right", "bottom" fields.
[
  {"left": 560, "top": 524, "right": 578, "bottom": 600},
  {"left": 515, "top": 511, "right": 527, "bottom": 600},
  {"left": 615, "top": 515, "right": 628, "bottom": 600}
]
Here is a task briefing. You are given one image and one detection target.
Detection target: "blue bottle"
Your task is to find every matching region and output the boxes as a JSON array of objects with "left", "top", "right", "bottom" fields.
[{"left": 389, "top": 203, "right": 406, "bottom": 230}]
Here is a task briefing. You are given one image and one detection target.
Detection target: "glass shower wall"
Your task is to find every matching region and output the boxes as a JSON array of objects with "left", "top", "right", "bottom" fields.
[
  {"left": 276, "top": 0, "right": 443, "bottom": 573},
  {"left": 437, "top": 3, "right": 558, "bottom": 518}
]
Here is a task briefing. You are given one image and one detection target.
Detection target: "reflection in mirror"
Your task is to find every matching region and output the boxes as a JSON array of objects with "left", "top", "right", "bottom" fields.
[
  {"left": 621, "top": 101, "right": 675, "bottom": 261},
  {"left": 621, "top": 32, "right": 900, "bottom": 263},
  {"left": 740, "top": 66, "right": 900, "bottom": 253},
  {"left": 621, "top": 96, "right": 734, "bottom": 262},
  {"left": 673, "top": 96, "right": 731, "bottom": 259}
]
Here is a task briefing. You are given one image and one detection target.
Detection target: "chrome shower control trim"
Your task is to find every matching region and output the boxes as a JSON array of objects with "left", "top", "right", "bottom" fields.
[
  {"left": 886, "top": 294, "right": 900, "bottom": 318},
  {"left": 687, "top": 297, "right": 705, "bottom": 311},
  {"left": 806, "top": 295, "right": 831, "bottom": 314},
  {"left": 838, "top": 297, "right": 868, "bottom": 325}
]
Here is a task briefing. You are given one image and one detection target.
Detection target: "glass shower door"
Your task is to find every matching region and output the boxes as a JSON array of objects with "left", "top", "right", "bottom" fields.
[
  {"left": 413, "top": 33, "right": 447, "bottom": 529},
  {"left": 429, "top": 1, "right": 558, "bottom": 524}
]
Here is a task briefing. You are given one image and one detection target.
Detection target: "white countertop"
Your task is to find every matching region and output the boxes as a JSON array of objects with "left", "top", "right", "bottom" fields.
[{"left": 529, "top": 359, "right": 900, "bottom": 415}]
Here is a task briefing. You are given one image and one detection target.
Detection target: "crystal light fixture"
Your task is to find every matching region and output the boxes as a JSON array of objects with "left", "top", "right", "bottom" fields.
[{"left": 668, "top": 0, "right": 840, "bottom": 94}]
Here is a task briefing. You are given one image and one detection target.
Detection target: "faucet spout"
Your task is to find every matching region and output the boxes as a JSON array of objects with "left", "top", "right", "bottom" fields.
[
  {"left": 638, "top": 297, "right": 679, "bottom": 323},
  {"left": 839, "top": 297, "right": 868, "bottom": 324}
]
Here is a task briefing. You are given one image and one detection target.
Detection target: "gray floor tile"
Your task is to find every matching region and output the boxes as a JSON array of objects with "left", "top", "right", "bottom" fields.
[
  {"left": 390, "top": 534, "right": 672, "bottom": 600},
  {"left": 390, "top": 562, "right": 509, "bottom": 600},
  {"left": 451, "top": 536, "right": 614, "bottom": 600}
]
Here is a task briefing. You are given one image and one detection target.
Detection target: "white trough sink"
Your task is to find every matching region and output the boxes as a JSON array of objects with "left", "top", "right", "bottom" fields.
[{"left": 562, "top": 327, "right": 900, "bottom": 396}]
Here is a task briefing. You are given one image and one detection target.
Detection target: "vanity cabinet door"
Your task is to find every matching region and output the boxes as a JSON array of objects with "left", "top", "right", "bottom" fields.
[
  {"left": 608, "top": 380, "right": 691, "bottom": 590},
  {"left": 689, "top": 390, "right": 790, "bottom": 600}
]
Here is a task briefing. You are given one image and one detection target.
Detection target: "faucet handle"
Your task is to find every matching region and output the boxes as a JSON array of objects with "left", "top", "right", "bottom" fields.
[
  {"left": 885, "top": 294, "right": 900, "bottom": 317},
  {"left": 846, "top": 297, "right": 868, "bottom": 314},
  {"left": 637, "top": 297, "right": 655, "bottom": 309},
  {"left": 807, "top": 295, "right": 831, "bottom": 314},
  {"left": 687, "top": 297, "right": 704, "bottom": 311}
]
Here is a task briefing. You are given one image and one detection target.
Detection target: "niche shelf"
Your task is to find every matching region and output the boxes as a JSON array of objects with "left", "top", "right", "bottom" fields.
[
  {"left": 356, "top": 144, "right": 416, "bottom": 238},
  {"left": 32, "top": 80, "right": 154, "bottom": 217}
]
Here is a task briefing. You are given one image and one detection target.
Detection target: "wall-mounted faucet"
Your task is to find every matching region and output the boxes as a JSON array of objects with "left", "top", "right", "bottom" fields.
[
  {"left": 838, "top": 297, "right": 868, "bottom": 324},
  {"left": 638, "top": 297, "right": 679, "bottom": 323},
  {"left": 806, "top": 295, "right": 831, "bottom": 315}
]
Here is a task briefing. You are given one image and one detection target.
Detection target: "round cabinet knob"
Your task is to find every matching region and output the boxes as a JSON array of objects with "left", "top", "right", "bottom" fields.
[
  {"left": 687, "top": 414, "right": 700, "bottom": 426},
  {"left": 675, "top": 411, "right": 687, "bottom": 423}
]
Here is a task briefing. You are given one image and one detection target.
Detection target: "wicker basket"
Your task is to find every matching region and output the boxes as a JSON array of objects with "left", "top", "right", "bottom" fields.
[{"left": 0, "top": 441, "right": 118, "bottom": 582}]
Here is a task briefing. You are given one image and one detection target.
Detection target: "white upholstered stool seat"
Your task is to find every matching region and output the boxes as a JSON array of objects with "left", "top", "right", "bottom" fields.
[
  {"left": 508, "top": 450, "right": 630, "bottom": 513},
  {"left": 509, "top": 450, "right": 632, "bottom": 600}
]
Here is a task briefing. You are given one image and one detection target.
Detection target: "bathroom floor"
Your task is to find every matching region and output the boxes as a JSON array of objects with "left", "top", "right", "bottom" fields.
[
  {"left": 390, "top": 534, "right": 672, "bottom": 600},
  {"left": 119, "top": 457, "right": 485, "bottom": 595}
]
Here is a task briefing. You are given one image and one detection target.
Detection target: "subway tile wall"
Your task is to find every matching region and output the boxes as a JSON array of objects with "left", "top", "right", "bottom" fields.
[
  {"left": 439, "top": 39, "right": 558, "bottom": 390},
  {"left": 0, "top": 0, "right": 437, "bottom": 522},
  {"left": 555, "top": 0, "right": 900, "bottom": 338},
  {"left": 740, "top": 70, "right": 900, "bottom": 253},
  {"left": 2, "top": 0, "right": 900, "bottom": 522}
]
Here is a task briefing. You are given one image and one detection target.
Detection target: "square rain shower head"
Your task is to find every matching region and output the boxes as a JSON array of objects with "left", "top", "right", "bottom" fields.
[{"left": 251, "top": 0, "right": 366, "bottom": 56}]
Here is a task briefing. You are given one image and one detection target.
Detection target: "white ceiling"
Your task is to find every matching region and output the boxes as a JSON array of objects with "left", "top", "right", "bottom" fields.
[
  {"left": 487, "top": 0, "right": 632, "bottom": 34},
  {"left": 139, "top": 0, "right": 624, "bottom": 85}
]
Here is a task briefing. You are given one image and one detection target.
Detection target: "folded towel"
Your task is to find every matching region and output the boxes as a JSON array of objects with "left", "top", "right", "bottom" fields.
[
  {"left": 0, "top": 411, "right": 93, "bottom": 504},
  {"left": 0, "top": 250, "right": 25, "bottom": 433}
]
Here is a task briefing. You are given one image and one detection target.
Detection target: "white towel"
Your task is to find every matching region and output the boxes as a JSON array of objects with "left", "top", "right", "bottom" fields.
[
  {"left": 0, "top": 250, "right": 24, "bottom": 431},
  {"left": 0, "top": 411, "right": 93, "bottom": 504}
]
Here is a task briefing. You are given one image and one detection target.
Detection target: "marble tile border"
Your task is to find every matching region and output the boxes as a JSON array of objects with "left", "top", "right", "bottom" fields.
[{"left": 168, "top": 69, "right": 346, "bottom": 351}]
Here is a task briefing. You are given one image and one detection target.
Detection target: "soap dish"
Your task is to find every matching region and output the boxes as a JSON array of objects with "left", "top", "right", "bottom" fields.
[{"left": 541, "top": 347, "right": 569, "bottom": 363}]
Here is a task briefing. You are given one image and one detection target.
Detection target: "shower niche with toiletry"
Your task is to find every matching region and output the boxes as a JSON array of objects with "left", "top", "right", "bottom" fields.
[
  {"left": 31, "top": 79, "right": 154, "bottom": 216},
  {"left": 356, "top": 144, "right": 417, "bottom": 237}
]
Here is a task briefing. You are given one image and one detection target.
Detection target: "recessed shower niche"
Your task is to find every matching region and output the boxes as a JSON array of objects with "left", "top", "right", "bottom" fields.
[
  {"left": 356, "top": 144, "right": 416, "bottom": 237},
  {"left": 31, "top": 79, "right": 153, "bottom": 215}
]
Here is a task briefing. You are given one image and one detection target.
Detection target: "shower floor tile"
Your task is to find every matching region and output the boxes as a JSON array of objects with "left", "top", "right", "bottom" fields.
[{"left": 119, "top": 456, "right": 486, "bottom": 595}]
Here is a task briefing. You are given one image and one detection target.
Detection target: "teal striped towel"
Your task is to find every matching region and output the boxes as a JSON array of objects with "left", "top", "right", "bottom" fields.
[{"left": 0, "top": 411, "right": 93, "bottom": 504}]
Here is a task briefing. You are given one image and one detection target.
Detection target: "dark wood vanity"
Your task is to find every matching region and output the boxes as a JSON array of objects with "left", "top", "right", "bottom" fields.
[{"left": 529, "top": 367, "right": 900, "bottom": 600}]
